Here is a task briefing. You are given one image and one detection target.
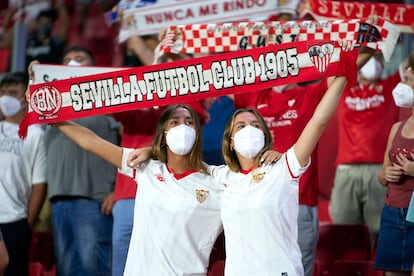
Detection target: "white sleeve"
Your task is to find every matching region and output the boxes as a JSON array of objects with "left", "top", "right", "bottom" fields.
[
  {"left": 286, "top": 147, "right": 310, "bottom": 179},
  {"left": 118, "top": 147, "right": 135, "bottom": 178}
]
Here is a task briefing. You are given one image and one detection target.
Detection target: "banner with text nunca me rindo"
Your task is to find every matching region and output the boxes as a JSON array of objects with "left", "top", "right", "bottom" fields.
[
  {"left": 109, "top": 0, "right": 412, "bottom": 42},
  {"left": 111, "top": 0, "right": 299, "bottom": 41}
]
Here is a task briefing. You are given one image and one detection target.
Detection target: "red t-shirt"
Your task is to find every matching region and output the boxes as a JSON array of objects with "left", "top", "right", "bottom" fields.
[
  {"left": 336, "top": 71, "right": 401, "bottom": 164},
  {"left": 386, "top": 119, "right": 414, "bottom": 208},
  {"left": 234, "top": 80, "right": 327, "bottom": 206}
]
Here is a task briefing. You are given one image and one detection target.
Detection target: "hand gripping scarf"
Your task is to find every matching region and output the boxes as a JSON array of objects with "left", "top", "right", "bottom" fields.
[
  {"left": 154, "top": 18, "right": 399, "bottom": 63},
  {"left": 19, "top": 40, "right": 358, "bottom": 138}
]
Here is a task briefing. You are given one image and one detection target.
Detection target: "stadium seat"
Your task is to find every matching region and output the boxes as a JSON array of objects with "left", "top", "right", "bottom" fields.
[
  {"left": 29, "top": 231, "right": 55, "bottom": 271},
  {"left": 207, "top": 260, "right": 225, "bottom": 276},
  {"left": 29, "top": 262, "right": 45, "bottom": 276},
  {"left": 315, "top": 224, "right": 371, "bottom": 275},
  {"left": 318, "top": 200, "right": 332, "bottom": 225},
  {"left": 208, "top": 231, "right": 226, "bottom": 268}
]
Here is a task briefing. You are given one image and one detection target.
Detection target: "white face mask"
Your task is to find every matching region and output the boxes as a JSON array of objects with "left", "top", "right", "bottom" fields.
[
  {"left": 360, "top": 57, "right": 383, "bottom": 82},
  {"left": 392, "top": 83, "right": 414, "bottom": 108},
  {"left": 165, "top": 124, "right": 196, "bottom": 155},
  {"left": 0, "top": 95, "right": 23, "bottom": 117},
  {"left": 67, "top": 60, "right": 82, "bottom": 66},
  {"left": 273, "top": 84, "right": 288, "bottom": 93},
  {"left": 232, "top": 125, "right": 265, "bottom": 158}
]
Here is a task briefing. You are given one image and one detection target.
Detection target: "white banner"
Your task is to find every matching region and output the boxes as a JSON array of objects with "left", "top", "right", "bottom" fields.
[
  {"left": 118, "top": 0, "right": 298, "bottom": 41},
  {"left": 31, "top": 64, "right": 128, "bottom": 84}
]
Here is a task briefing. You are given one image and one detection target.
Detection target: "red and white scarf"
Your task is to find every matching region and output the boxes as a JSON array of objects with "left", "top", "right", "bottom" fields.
[
  {"left": 155, "top": 18, "right": 399, "bottom": 63},
  {"left": 19, "top": 40, "right": 357, "bottom": 138}
]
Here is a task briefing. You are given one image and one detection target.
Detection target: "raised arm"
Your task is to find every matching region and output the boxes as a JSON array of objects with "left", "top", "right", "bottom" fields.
[
  {"left": 54, "top": 121, "right": 123, "bottom": 168},
  {"left": 294, "top": 75, "right": 347, "bottom": 166}
]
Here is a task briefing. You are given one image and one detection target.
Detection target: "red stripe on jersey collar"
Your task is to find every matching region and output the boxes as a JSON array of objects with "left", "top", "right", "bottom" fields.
[
  {"left": 166, "top": 164, "right": 198, "bottom": 180},
  {"left": 240, "top": 167, "right": 253, "bottom": 175}
]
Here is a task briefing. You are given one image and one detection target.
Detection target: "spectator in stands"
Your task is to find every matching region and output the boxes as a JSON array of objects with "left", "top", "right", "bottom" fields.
[
  {"left": 330, "top": 51, "right": 413, "bottom": 245},
  {"left": 210, "top": 44, "right": 354, "bottom": 274},
  {"left": 111, "top": 32, "right": 212, "bottom": 276},
  {"left": 29, "top": 46, "right": 120, "bottom": 276},
  {"left": 230, "top": 42, "right": 374, "bottom": 276},
  {"left": 375, "top": 53, "right": 414, "bottom": 275},
  {"left": 25, "top": 2, "right": 70, "bottom": 68},
  {"left": 52, "top": 104, "right": 223, "bottom": 275},
  {"left": 0, "top": 71, "right": 46, "bottom": 276},
  {"left": 202, "top": 96, "right": 235, "bottom": 166}
]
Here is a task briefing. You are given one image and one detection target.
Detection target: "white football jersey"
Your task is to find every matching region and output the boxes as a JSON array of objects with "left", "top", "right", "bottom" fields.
[
  {"left": 209, "top": 147, "right": 307, "bottom": 276},
  {"left": 120, "top": 148, "right": 223, "bottom": 276}
]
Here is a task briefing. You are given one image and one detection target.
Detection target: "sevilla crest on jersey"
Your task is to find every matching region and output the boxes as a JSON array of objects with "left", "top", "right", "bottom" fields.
[{"left": 195, "top": 189, "right": 209, "bottom": 203}]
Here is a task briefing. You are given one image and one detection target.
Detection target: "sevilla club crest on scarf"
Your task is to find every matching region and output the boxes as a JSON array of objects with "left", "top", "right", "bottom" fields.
[{"left": 308, "top": 42, "right": 334, "bottom": 73}]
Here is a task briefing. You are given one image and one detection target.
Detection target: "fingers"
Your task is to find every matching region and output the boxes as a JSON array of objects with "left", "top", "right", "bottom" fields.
[
  {"left": 367, "top": 14, "right": 379, "bottom": 25},
  {"left": 385, "top": 172, "right": 401, "bottom": 182},
  {"left": 260, "top": 151, "right": 282, "bottom": 166},
  {"left": 338, "top": 39, "right": 355, "bottom": 51},
  {"left": 127, "top": 153, "right": 140, "bottom": 168},
  {"left": 100, "top": 199, "right": 113, "bottom": 216},
  {"left": 28, "top": 60, "right": 39, "bottom": 82},
  {"left": 385, "top": 165, "right": 403, "bottom": 182}
]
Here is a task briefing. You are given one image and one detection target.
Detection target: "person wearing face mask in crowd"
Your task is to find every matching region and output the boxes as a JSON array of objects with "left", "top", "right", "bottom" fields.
[
  {"left": 51, "top": 104, "right": 225, "bottom": 275},
  {"left": 330, "top": 51, "right": 414, "bottom": 246},
  {"left": 54, "top": 102, "right": 278, "bottom": 275},
  {"left": 208, "top": 43, "right": 355, "bottom": 274},
  {"left": 229, "top": 39, "right": 373, "bottom": 275},
  {"left": 28, "top": 46, "right": 121, "bottom": 276},
  {"left": 375, "top": 56, "right": 414, "bottom": 276},
  {"left": 0, "top": 72, "right": 47, "bottom": 276},
  {"left": 25, "top": 3, "right": 70, "bottom": 68},
  {"left": 126, "top": 39, "right": 355, "bottom": 276}
]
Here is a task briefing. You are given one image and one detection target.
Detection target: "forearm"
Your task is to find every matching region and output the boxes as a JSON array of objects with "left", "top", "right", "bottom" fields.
[
  {"left": 53, "top": 121, "right": 123, "bottom": 168},
  {"left": 127, "top": 36, "right": 155, "bottom": 66},
  {"left": 294, "top": 76, "right": 346, "bottom": 165},
  {"left": 315, "top": 76, "right": 346, "bottom": 123},
  {"left": 377, "top": 167, "right": 387, "bottom": 186},
  {"left": 54, "top": 121, "right": 98, "bottom": 152},
  {"left": 28, "top": 183, "right": 47, "bottom": 226}
]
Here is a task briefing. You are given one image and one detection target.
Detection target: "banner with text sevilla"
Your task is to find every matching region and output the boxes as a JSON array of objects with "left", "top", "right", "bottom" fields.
[
  {"left": 299, "top": 0, "right": 414, "bottom": 34},
  {"left": 19, "top": 40, "right": 358, "bottom": 138}
]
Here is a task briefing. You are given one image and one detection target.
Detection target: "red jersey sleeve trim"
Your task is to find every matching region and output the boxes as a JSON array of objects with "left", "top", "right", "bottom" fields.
[{"left": 286, "top": 153, "right": 300, "bottom": 179}]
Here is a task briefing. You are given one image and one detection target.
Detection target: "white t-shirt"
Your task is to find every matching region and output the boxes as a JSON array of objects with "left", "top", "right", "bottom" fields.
[
  {"left": 119, "top": 148, "right": 223, "bottom": 276},
  {"left": 0, "top": 122, "right": 46, "bottom": 223},
  {"left": 209, "top": 147, "right": 307, "bottom": 276}
]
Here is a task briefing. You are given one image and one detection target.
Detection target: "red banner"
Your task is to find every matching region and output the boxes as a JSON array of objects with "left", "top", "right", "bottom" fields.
[
  {"left": 299, "top": 0, "right": 414, "bottom": 34},
  {"left": 19, "top": 40, "right": 357, "bottom": 138}
]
